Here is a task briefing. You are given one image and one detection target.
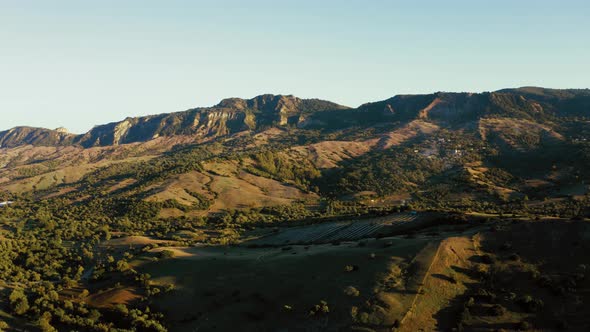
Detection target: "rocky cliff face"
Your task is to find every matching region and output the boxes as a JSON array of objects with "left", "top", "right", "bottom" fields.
[
  {"left": 71, "top": 95, "right": 347, "bottom": 147},
  {"left": 217, "top": 94, "right": 349, "bottom": 126},
  {"left": 357, "top": 88, "right": 590, "bottom": 125},
  {"left": 0, "top": 127, "right": 75, "bottom": 148},
  {"left": 2, "top": 88, "right": 588, "bottom": 148}
]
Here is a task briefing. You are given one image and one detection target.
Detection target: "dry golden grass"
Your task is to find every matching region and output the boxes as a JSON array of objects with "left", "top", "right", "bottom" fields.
[
  {"left": 377, "top": 120, "right": 440, "bottom": 150},
  {"left": 202, "top": 160, "right": 239, "bottom": 177},
  {"left": 143, "top": 163, "right": 317, "bottom": 213},
  {"left": 103, "top": 235, "right": 171, "bottom": 247},
  {"left": 400, "top": 236, "right": 476, "bottom": 331},
  {"left": 208, "top": 174, "right": 293, "bottom": 210},
  {"left": 479, "top": 118, "right": 564, "bottom": 150},
  {"left": 87, "top": 287, "right": 141, "bottom": 308},
  {"left": 291, "top": 140, "right": 375, "bottom": 169},
  {"left": 0, "top": 133, "right": 208, "bottom": 195}
]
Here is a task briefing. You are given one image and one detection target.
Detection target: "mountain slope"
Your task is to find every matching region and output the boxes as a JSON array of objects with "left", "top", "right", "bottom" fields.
[
  {"left": 0, "top": 126, "right": 74, "bottom": 148},
  {"left": 2, "top": 88, "right": 589, "bottom": 149},
  {"left": 1, "top": 87, "right": 589, "bottom": 219}
]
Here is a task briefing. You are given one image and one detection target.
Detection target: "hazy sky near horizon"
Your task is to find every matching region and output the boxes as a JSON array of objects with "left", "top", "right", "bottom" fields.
[{"left": 1, "top": 0, "right": 589, "bottom": 133}]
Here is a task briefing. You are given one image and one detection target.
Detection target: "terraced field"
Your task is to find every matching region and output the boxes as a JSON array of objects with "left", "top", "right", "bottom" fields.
[{"left": 251, "top": 212, "right": 420, "bottom": 245}]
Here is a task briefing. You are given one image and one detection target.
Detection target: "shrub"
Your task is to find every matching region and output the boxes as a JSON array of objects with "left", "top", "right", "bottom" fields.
[
  {"left": 79, "top": 289, "right": 90, "bottom": 299},
  {"left": 9, "top": 288, "right": 29, "bottom": 315},
  {"left": 114, "top": 303, "right": 129, "bottom": 315},
  {"left": 517, "top": 295, "right": 543, "bottom": 312},
  {"left": 38, "top": 312, "right": 56, "bottom": 332},
  {"left": 309, "top": 300, "right": 329, "bottom": 316},
  {"left": 159, "top": 250, "right": 175, "bottom": 258},
  {"left": 350, "top": 306, "right": 358, "bottom": 320},
  {"left": 344, "top": 286, "right": 360, "bottom": 297},
  {"left": 458, "top": 307, "right": 471, "bottom": 325},
  {"left": 357, "top": 312, "right": 370, "bottom": 324},
  {"left": 489, "top": 304, "right": 506, "bottom": 316},
  {"left": 475, "top": 288, "right": 496, "bottom": 302},
  {"left": 517, "top": 321, "right": 531, "bottom": 330}
]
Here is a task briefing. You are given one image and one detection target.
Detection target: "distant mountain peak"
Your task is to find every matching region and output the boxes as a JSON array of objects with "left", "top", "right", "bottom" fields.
[
  {"left": 0, "top": 126, "right": 74, "bottom": 148},
  {"left": 216, "top": 94, "right": 312, "bottom": 112}
]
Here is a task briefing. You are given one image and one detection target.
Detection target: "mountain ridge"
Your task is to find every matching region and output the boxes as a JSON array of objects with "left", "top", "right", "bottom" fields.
[
  {"left": 1, "top": 87, "right": 588, "bottom": 149},
  {"left": 1, "top": 86, "right": 589, "bottom": 223}
]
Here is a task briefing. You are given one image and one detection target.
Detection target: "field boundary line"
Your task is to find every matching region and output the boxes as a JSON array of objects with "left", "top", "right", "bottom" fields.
[{"left": 399, "top": 240, "right": 442, "bottom": 325}]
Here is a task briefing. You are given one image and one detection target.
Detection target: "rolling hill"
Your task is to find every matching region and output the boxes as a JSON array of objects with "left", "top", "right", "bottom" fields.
[
  {"left": 1, "top": 87, "right": 590, "bottom": 332},
  {"left": 1, "top": 87, "right": 589, "bottom": 219}
]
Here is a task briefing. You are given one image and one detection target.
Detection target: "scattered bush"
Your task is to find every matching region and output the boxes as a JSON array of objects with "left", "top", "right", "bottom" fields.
[
  {"left": 475, "top": 288, "right": 496, "bottom": 302},
  {"left": 309, "top": 300, "right": 329, "bottom": 316},
  {"left": 344, "top": 286, "right": 360, "bottom": 297},
  {"left": 9, "top": 288, "right": 29, "bottom": 315},
  {"left": 350, "top": 306, "right": 358, "bottom": 320},
  {"left": 489, "top": 304, "right": 506, "bottom": 316},
  {"left": 159, "top": 249, "right": 175, "bottom": 259},
  {"left": 458, "top": 307, "right": 471, "bottom": 326},
  {"left": 517, "top": 295, "right": 544, "bottom": 313},
  {"left": 344, "top": 265, "right": 359, "bottom": 272}
]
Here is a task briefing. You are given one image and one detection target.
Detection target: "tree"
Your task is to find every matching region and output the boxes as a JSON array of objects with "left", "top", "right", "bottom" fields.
[
  {"left": 9, "top": 288, "right": 29, "bottom": 315},
  {"left": 344, "top": 286, "right": 360, "bottom": 297},
  {"left": 38, "top": 312, "right": 57, "bottom": 332},
  {"left": 116, "top": 260, "right": 131, "bottom": 272},
  {"left": 159, "top": 250, "right": 175, "bottom": 259}
]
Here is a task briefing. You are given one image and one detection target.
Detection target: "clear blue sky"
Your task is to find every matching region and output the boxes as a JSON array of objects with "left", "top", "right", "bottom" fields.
[{"left": 1, "top": 0, "right": 588, "bottom": 133}]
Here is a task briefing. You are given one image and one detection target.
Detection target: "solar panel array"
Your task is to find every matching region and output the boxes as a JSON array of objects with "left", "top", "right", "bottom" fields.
[{"left": 253, "top": 212, "right": 419, "bottom": 245}]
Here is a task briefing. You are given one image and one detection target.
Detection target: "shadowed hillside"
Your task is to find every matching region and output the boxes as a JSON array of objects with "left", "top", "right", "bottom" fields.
[{"left": 0, "top": 88, "right": 589, "bottom": 331}]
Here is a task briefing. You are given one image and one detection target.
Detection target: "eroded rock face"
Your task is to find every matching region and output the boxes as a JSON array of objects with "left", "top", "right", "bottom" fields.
[
  {"left": 0, "top": 127, "right": 74, "bottom": 148},
  {"left": 3, "top": 88, "right": 588, "bottom": 148},
  {"left": 71, "top": 95, "right": 347, "bottom": 147},
  {"left": 113, "top": 120, "right": 133, "bottom": 145},
  {"left": 1, "top": 94, "right": 347, "bottom": 148}
]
